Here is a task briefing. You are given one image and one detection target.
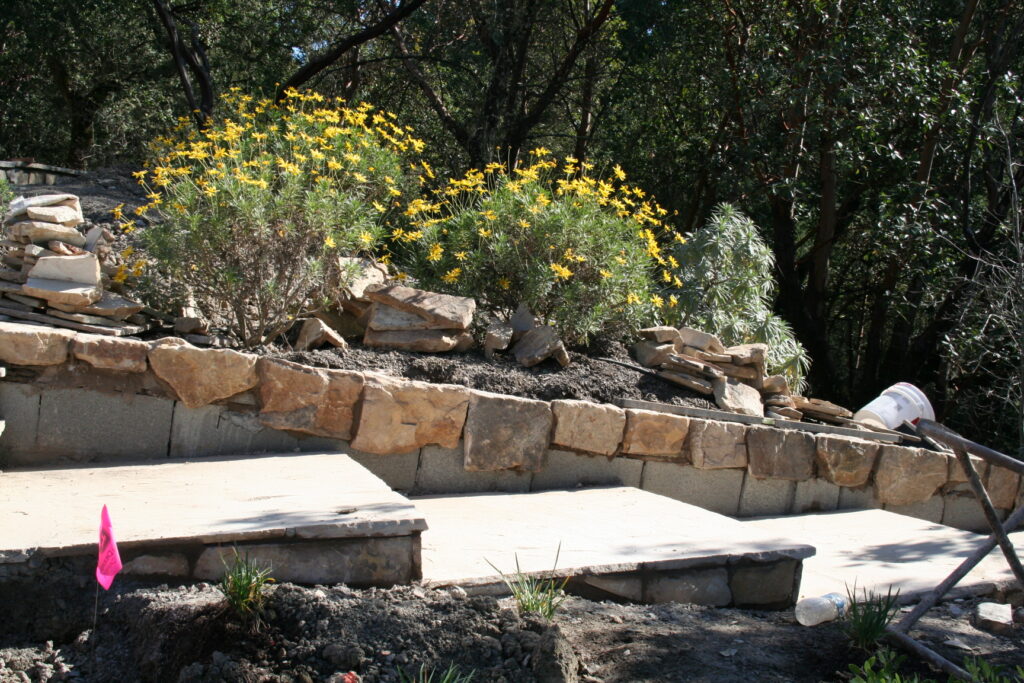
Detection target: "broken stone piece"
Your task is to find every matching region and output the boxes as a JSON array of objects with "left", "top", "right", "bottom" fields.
[
  {"left": 363, "top": 328, "right": 473, "bottom": 352},
  {"left": 726, "top": 343, "right": 768, "bottom": 367},
  {"left": 510, "top": 302, "right": 537, "bottom": 341},
  {"left": 513, "top": 325, "right": 569, "bottom": 368},
  {"left": 657, "top": 370, "right": 713, "bottom": 395},
  {"left": 484, "top": 321, "right": 514, "bottom": 358},
  {"left": 713, "top": 377, "right": 764, "bottom": 417},
  {"left": 337, "top": 256, "right": 387, "bottom": 299},
  {"left": 678, "top": 327, "right": 725, "bottom": 353},
  {"left": 366, "top": 302, "right": 444, "bottom": 331},
  {"left": 28, "top": 253, "right": 101, "bottom": 287},
  {"left": 21, "top": 277, "right": 102, "bottom": 306},
  {"left": 762, "top": 375, "right": 790, "bottom": 395},
  {"left": 295, "top": 317, "right": 348, "bottom": 352},
  {"left": 173, "top": 316, "right": 208, "bottom": 336},
  {"left": 639, "top": 326, "right": 683, "bottom": 347},
  {"left": 47, "top": 290, "right": 144, "bottom": 319},
  {"left": 365, "top": 284, "right": 475, "bottom": 330},
  {"left": 633, "top": 340, "right": 674, "bottom": 368},
  {"left": 9, "top": 220, "right": 86, "bottom": 247},
  {"left": 26, "top": 204, "right": 81, "bottom": 227},
  {"left": 6, "top": 194, "right": 79, "bottom": 220},
  {"left": 47, "top": 240, "right": 86, "bottom": 256},
  {"left": 973, "top": 602, "right": 1014, "bottom": 635}
]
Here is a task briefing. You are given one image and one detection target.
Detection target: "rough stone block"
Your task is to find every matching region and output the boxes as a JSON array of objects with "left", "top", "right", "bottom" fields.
[
  {"left": 712, "top": 377, "right": 764, "bottom": 417},
  {"left": 365, "top": 284, "right": 475, "bottom": 330},
  {"left": 815, "top": 435, "right": 879, "bottom": 487},
  {"left": 941, "top": 490, "right": 990, "bottom": 532},
  {"left": 149, "top": 340, "right": 258, "bottom": 408},
  {"left": 36, "top": 388, "right": 174, "bottom": 462},
  {"left": 194, "top": 536, "right": 419, "bottom": 585},
  {"left": 463, "top": 390, "right": 552, "bottom": 472},
  {"left": 746, "top": 427, "right": 814, "bottom": 481},
  {"left": 258, "top": 358, "right": 364, "bottom": 440},
  {"left": 0, "top": 382, "right": 40, "bottom": 464},
  {"left": 947, "top": 453, "right": 987, "bottom": 484},
  {"left": 550, "top": 399, "right": 625, "bottom": 456},
  {"left": 730, "top": 560, "right": 800, "bottom": 607},
  {"left": 640, "top": 462, "right": 743, "bottom": 516},
  {"left": 122, "top": 553, "right": 190, "bottom": 577},
  {"left": 837, "top": 485, "right": 881, "bottom": 510},
  {"left": 72, "top": 333, "right": 148, "bottom": 373},
  {"left": 885, "top": 494, "right": 945, "bottom": 523},
  {"left": 621, "top": 409, "right": 689, "bottom": 458},
  {"left": 0, "top": 321, "right": 74, "bottom": 366},
  {"left": 792, "top": 478, "right": 841, "bottom": 513},
  {"left": 351, "top": 375, "right": 468, "bottom": 455},
  {"left": 415, "top": 443, "right": 532, "bottom": 494},
  {"left": 579, "top": 574, "right": 642, "bottom": 602},
  {"left": 874, "top": 446, "right": 948, "bottom": 506},
  {"left": 346, "top": 448, "right": 420, "bottom": 492},
  {"left": 169, "top": 403, "right": 297, "bottom": 458},
  {"left": 531, "top": 450, "right": 643, "bottom": 491},
  {"left": 645, "top": 568, "right": 731, "bottom": 606},
  {"left": 985, "top": 465, "right": 1021, "bottom": 510},
  {"left": 687, "top": 418, "right": 747, "bottom": 469},
  {"left": 737, "top": 474, "right": 795, "bottom": 517},
  {"left": 973, "top": 602, "right": 1014, "bottom": 635}
]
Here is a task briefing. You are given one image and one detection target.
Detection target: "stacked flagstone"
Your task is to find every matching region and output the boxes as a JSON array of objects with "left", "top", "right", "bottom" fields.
[
  {"left": 362, "top": 284, "right": 475, "bottom": 352},
  {"left": 0, "top": 194, "right": 146, "bottom": 335},
  {"left": 633, "top": 325, "right": 855, "bottom": 423}
]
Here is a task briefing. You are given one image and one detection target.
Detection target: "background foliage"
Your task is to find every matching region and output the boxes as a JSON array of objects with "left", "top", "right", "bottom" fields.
[{"left": 2, "top": 0, "right": 1022, "bottom": 454}]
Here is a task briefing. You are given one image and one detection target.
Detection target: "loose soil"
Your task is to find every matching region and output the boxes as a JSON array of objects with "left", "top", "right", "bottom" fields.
[{"left": 1, "top": 573, "right": 1021, "bottom": 683}]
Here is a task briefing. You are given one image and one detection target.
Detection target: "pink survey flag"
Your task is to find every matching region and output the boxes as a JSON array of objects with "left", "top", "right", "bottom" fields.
[{"left": 96, "top": 505, "right": 123, "bottom": 590}]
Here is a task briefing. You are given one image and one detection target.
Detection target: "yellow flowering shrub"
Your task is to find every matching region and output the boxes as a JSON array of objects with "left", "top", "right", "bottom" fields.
[
  {"left": 397, "top": 151, "right": 675, "bottom": 345},
  {"left": 138, "top": 88, "right": 423, "bottom": 346}
]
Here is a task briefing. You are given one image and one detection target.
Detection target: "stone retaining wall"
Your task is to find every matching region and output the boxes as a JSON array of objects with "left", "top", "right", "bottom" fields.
[{"left": 1, "top": 321, "right": 1020, "bottom": 532}]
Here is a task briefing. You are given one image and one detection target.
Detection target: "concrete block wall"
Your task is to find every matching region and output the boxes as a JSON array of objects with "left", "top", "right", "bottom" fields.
[{"left": 1, "top": 321, "right": 1020, "bottom": 532}]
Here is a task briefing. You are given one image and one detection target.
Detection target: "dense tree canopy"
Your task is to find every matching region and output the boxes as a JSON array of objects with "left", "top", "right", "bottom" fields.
[{"left": 2, "top": 0, "right": 1022, "bottom": 454}]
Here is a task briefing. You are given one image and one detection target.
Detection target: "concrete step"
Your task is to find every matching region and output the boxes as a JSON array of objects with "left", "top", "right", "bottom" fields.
[
  {"left": 414, "top": 487, "right": 815, "bottom": 608},
  {"left": 745, "top": 509, "right": 1022, "bottom": 602},
  {"left": 0, "top": 453, "right": 426, "bottom": 586}
]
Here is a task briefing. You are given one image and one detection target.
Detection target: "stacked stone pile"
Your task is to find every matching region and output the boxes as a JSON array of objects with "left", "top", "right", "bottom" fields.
[
  {"left": 0, "top": 194, "right": 146, "bottom": 335},
  {"left": 633, "top": 325, "right": 855, "bottom": 423},
  {"left": 362, "top": 284, "right": 475, "bottom": 352}
]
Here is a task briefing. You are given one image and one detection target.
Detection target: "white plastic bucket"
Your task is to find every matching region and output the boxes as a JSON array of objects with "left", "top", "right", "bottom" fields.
[{"left": 853, "top": 382, "right": 935, "bottom": 430}]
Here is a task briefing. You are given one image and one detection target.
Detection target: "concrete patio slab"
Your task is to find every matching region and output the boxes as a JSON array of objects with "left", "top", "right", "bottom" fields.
[
  {"left": 0, "top": 453, "right": 427, "bottom": 586},
  {"left": 745, "top": 509, "right": 1023, "bottom": 601},
  {"left": 414, "top": 487, "right": 815, "bottom": 607}
]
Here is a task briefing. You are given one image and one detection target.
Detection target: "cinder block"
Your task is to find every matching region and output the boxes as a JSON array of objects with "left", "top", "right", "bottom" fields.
[
  {"left": 531, "top": 450, "right": 643, "bottom": 491},
  {"left": 885, "top": 494, "right": 945, "bottom": 523},
  {"left": 737, "top": 474, "right": 795, "bottom": 517},
  {"left": 414, "top": 443, "right": 532, "bottom": 494},
  {"left": 0, "top": 382, "right": 40, "bottom": 465},
  {"left": 941, "top": 491, "right": 991, "bottom": 532},
  {"left": 347, "top": 449, "right": 420, "bottom": 492},
  {"left": 578, "top": 574, "right": 643, "bottom": 602},
  {"left": 640, "top": 462, "right": 743, "bottom": 516},
  {"left": 792, "top": 478, "right": 841, "bottom": 513},
  {"left": 169, "top": 403, "right": 297, "bottom": 458},
  {"left": 194, "top": 536, "right": 419, "bottom": 585},
  {"left": 837, "top": 485, "right": 881, "bottom": 510},
  {"left": 730, "top": 559, "right": 800, "bottom": 607},
  {"left": 36, "top": 388, "right": 174, "bottom": 462},
  {"left": 645, "top": 567, "right": 731, "bottom": 606}
]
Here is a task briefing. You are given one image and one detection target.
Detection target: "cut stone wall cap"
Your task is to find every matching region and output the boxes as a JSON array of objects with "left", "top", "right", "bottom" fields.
[
  {"left": 874, "top": 446, "right": 947, "bottom": 506},
  {"left": 463, "top": 390, "right": 552, "bottom": 472},
  {"left": 0, "top": 320, "right": 74, "bottom": 365},
  {"left": 621, "top": 408, "right": 690, "bottom": 458},
  {"left": 257, "top": 357, "right": 364, "bottom": 440},
  {"left": 550, "top": 399, "right": 626, "bottom": 456},
  {"left": 73, "top": 333, "right": 148, "bottom": 372},
  {"left": 149, "top": 340, "right": 259, "bottom": 408},
  {"left": 351, "top": 375, "right": 469, "bottom": 454}
]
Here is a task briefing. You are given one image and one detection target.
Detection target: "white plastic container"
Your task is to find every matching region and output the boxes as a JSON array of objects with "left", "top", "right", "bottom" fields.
[
  {"left": 853, "top": 382, "right": 935, "bottom": 430},
  {"left": 795, "top": 593, "right": 848, "bottom": 626}
]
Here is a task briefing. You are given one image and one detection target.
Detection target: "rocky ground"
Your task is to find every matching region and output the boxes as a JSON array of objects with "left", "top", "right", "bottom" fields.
[{"left": 0, "top": 576, "right": 1022, "bottom": 683}]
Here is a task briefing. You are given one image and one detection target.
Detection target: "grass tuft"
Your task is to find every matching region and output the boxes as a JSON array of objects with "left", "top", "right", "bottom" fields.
[
  {"left": 397, "top": 663, "right": 475, "bottom": 682},
  {"left": 487, "top": 545, "right": 570, "bottom": 620},
  {"left": 217, "top": 548, "right": 274, "bottom": 628},
  {"left": 842, "top": 583, "right": 900, "bottom": 651}
]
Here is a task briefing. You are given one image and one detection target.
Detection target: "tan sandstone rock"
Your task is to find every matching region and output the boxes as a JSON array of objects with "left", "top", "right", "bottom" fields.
[
  {"left": 463, "top": 390, "right": 553, "bottom": 472},
  {"left": 351, "top": 375, "right": 470, "bottom": 455},
  {"left": 73, "top": 333, "right": 148, "bottom": 372},
  {"left": 621, "top": 409, "right": 690, "bottom": 458},
  {"left": 365, "top": 284, "right": 475, "bottom": 330},
  {"left": 746, "top": 426, "right": 814, "bottom": 480},
  {"left": 815, "top": 435, "right": 880, "bottom": 487},
  {"left": 678, "top": 327, "right": 725, "bottom": 353},
  {"left": 639, "top": 326, "right": 683, "bottom": 347},
  {"left": 9, "top": 221, "right": 86, "bottom": 247},
  {"left": 687, "top": 418, "right": 748, "bottom": 469},
  {"left": 29, "top": 253, "right": 101, "bottom": 286},
  {"left": 295, "top": 317, "right": 347, "bottom": 351},
  {"left": 0, "top": 320, "right": 74, "bottom": 365},
  {"left": 257, "top": 358, "right": 364, "bottom": 439},
  {"left": 21, "top": 278, "right": 101, "bottom": 306},
  {"left": 985, "top": 465, "right": 1021, "bottom": 510},
  {"left": 149, "top": 339, "right": 258, "bottom": 408},
  {"left": 26, "top": 204, "right": 82, "bottom": 227},
  {"left": 713, "top": 377, "right": 764, "bottom": 417},
  {"left": 550, "top": 399, "right": 626, "bottom": 456},
  {"left": 874, "top": 446, "right": 948, "bottom": 506},
  {"left": 363, "top": 328, "right": 473, "bottom": 352}
]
